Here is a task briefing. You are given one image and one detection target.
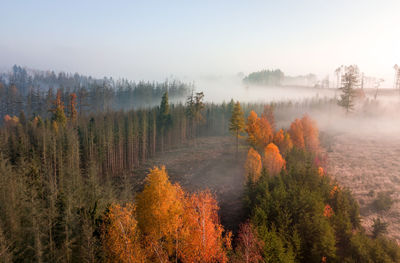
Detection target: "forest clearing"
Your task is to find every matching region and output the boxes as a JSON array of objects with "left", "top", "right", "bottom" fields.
[{"left": 132, "top": 136, "right": 247, "bottom": 231}]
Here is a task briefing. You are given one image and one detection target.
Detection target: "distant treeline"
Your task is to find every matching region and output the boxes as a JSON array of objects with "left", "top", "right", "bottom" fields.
[
  {"left": 243, "top": 69, "right": 285, "bottom": 86},
  {"left": 0, "top": 65, "right": 192, "bottom": 120},
  {"left": 243, "top": 69, "right": 319, "bottom": 87}
]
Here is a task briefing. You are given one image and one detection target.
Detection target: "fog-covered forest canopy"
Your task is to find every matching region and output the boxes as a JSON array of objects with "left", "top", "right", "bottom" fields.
[
  {"left": 243, "top": 69, "right": 285, "bottom": 86},
  {"left": 242, "top": 69, "right": 322, "bottom": 88},
  {"left": 0, "top": 65, "right": 192, "bottom": 121}
]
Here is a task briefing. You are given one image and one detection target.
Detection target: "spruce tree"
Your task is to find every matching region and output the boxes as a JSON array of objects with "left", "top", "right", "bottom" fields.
[
  {"left": 229, "top": 101, "right": 245, "bottom": 155},
  {"left": 338, "top": 65, "right": 359, "bottom": 113},
  {"left": 158, "top": 92, "right": 172, "bottom": 151}
]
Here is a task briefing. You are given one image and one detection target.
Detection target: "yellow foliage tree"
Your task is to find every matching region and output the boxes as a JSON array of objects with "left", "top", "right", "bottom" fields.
[
  {"left": 263, "top": 143, "right": 285, "bottom": 176},
  {"left": 282, "top": 131, "right": 293, "bottom": 154},
  {"left": 135, "top": 166, "right": 185, "bottom": 262},
  {"left": 102, "top": 203, "right": 146, "bottom": 263},
  {"left": 245, "top": 147, "right": 262, "bottom": 183}
]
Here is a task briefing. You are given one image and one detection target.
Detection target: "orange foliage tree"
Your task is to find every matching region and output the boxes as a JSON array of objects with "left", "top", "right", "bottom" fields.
[
  {"left": 288, "top": 118, "right": 305, "bottom": 149},
  {"left": 245, "top": 111, "right": 273, "bottom": 150},
  {"left": 318, "top": 167, "right": 324, "bottom": 177},
  {"left": 3, "top": 115, "right": 19, "bottom": 127},
  {"left": 135, "top": 166, "right": 185, "bottom": 262},
  {"left": 102, "top": 203, "right": 146, "bottom": 263},
  {"left": 300, "top": 114, "right": 319, "bottom": 153},
  {"left": 273, "top": 129, "right": 293, "bottom": 155},
  {"left": 323, "top": 204, "right": 334, "bottom": 218},
  {"left": 288, "top": 115, "right": 319, "bottom": 153},
  {"left": 232, "top": 221, "right": 264, "bottom": 263},
  {"left": 245, "top": 147, "right": 262, "bottom": 183},
  {"left": 257, "top": 117, "right": 274, "bottom": 148},
  {"left": 273, "top": 129, "right": 284, "bottom": 147},
  {"left": 179, "top": 190, "right": 231, "bottom": 263},
  {"left": 263, "top": 143, "right": 285, "bottom": 176},
  {"left": 245, "top": 111, "right": 260, "bottom": 148}
]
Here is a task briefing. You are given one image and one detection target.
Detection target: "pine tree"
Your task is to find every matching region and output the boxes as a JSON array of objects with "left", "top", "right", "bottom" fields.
[
  {"left": 68, "top": 93, "right": 78, "bottom": 123},
  {"left": 158, "top": 92, "right": 172, "bottom": 152},
  {"left": 338, "top": 65, "right": 359, "bottom": 113},
  {"left": 229, "top": 101, "right": 245, "bottom": 155}
]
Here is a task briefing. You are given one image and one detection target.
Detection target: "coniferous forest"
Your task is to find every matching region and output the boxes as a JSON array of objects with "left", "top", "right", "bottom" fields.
[
  {"left": 0, "top": 65, "right": 400, "bottom": 262},
  {"left": 3, "top": 1, "right": 400, "bottom": 262}
]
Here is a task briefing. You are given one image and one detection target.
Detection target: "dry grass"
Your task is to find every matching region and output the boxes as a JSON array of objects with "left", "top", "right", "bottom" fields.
[{"left": 327, "top": 132, "right": 400, "bottom": 240}]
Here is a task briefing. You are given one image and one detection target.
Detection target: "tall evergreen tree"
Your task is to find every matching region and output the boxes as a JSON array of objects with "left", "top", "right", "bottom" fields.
[
  {"left": 338, "top": 65, "right": 359, "bottom": 113},
  {"left": 157, "top": 92, "right": 172, "bottom": 152},
  {"left": 229, "top": 101, "right": 245, "bottom": 154}
]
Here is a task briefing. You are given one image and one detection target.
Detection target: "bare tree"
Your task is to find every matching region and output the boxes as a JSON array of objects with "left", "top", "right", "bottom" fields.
[{"left": 394, "top": 64, "right": 400, "bottom": 95}]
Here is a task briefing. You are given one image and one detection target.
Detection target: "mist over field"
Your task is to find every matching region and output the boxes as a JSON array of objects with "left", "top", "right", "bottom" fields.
[{"left": 194, "top": 75, "right": 337, "bottom": 103}]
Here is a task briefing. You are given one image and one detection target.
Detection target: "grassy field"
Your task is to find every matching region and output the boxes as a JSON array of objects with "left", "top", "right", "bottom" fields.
[{"left": 327, "top": 132, "right": 400, "bottom": 241}]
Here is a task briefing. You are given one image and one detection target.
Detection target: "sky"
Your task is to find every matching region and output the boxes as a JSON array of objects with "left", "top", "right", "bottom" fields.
[{"left": 1, "top": 0, "right": 399, "bottom": 86}]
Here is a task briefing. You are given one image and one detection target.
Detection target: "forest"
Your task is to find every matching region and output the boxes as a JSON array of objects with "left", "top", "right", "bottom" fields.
[
  {"left": 0, "top": 63, "right": 400, "bottom": 263},
  {"left": 242, "top": 69, "right": 285, "bottom": 86},
  {"left": 0, "top": 65, "right": 192, "bottom": 120}
]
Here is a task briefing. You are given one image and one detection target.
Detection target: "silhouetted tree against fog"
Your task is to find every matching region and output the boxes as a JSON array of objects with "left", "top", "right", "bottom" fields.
[
  {"left": 335, "top": 66, "right": 342, "bottom": 89},
  {"left": 394, "top": 64, "right": 400, "bottom": 94},
  {"left": 157, "top": 91, "right": 172, "bottom": 152},
  {"left": 185, "top": 91, "right": 205, "bottom": 141},
  {"left": 338, "top": 65, "right": 359, "bottom": 113},
  {"left": 229, "top": 101, "right": 245, "bottom": 155}
]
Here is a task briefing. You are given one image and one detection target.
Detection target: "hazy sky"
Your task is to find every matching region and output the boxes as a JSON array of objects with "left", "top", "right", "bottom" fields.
[{"left": 1, "top": 0, "right": 399, "bottom": 85}]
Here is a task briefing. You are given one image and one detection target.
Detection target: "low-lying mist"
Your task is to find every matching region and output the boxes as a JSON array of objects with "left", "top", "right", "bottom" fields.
[
  {"left": 194, "top": 75, "right": 337, "bottom": 103},
  {"left": 272, "top": 95, "right": 400, "bottom": 137},
  {"left": 194, "top": 75, "right": 400, "bottom": 137}
]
